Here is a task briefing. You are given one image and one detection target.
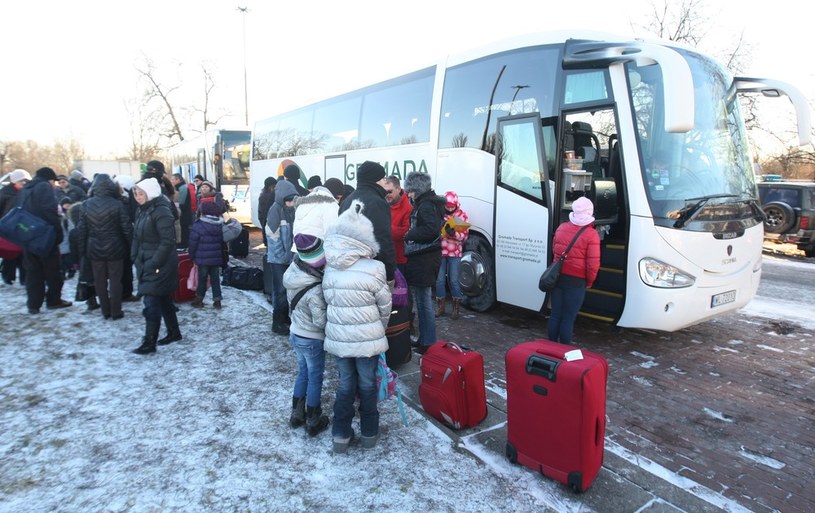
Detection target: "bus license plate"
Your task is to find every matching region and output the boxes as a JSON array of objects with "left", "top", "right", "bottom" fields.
[{"left": 711, "top": 290, "right": 736, "bottom": 308}]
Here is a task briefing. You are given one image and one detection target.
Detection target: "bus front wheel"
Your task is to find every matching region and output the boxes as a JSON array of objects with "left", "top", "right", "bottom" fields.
[{"left": 459, "top": 236, "right": 496, "bottom": 313}]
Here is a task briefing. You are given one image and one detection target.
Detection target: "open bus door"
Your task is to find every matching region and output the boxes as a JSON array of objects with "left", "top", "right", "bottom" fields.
[{"left": 493, "top": 114, "right": 552, "bottom": 310}]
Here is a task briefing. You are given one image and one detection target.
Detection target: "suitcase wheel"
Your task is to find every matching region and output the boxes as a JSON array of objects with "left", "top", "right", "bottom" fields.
[{"left": 505, "top": 442, "right": 518, "bottom": 464}]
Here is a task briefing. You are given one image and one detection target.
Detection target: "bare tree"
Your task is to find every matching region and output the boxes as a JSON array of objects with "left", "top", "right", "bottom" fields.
[
  {"left": 134, "top": 57, "right": 186, "bottom": 144},
  {"left": 2, "top": 138, "right": 86, "bottom": 175},
  {"left": 190, "top": 64, "right": 230, "bottom": 134}
]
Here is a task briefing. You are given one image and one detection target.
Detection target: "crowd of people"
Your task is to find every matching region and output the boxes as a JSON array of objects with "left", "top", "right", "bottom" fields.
[{"left": 0, "top": 158, "right": 601, "bottom": 454}]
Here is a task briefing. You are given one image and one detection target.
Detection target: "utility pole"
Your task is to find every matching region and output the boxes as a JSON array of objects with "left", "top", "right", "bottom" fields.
[{"left": 238, "top": 6, "right": 249, "bottom": 127}]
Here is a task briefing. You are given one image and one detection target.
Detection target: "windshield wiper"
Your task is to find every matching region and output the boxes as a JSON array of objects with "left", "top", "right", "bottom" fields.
[{"left": 673, "top": 194, "right": 739, "bottom": 228}]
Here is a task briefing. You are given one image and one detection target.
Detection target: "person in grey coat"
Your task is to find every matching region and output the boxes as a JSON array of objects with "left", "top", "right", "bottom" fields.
[{"left": 130, "top": 177, "right": 181, "bottom": 355}]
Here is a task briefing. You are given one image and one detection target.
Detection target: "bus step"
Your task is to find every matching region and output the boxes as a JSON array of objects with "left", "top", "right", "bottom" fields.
[{"left": 577, "top": 310, "right": 615, "bottom": 323}]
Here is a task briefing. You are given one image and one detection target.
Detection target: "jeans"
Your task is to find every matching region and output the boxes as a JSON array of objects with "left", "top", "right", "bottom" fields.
[
  {"left": 547, "top": 277, "right": 587, "bottom": 345},
  {"left": 332, "top": 355, "right": 379, "bottom": 439},
  {"left": 435, "top": 256, "right": 463, "bottom": 298},
  {"left": 290, "top": 333, "right": 327, "bottom": 408},
  {"left": 412, "top": 285, "right": 436, "bottom": 347},
  {"left": 142, "top": 294, "right": 180, "bottom": 330},
  {"left": 196, "top": 264, "right": 222, "bottom": 301},
  {"left": 270, "top": 263, "right": 289, "bottom": 325}
]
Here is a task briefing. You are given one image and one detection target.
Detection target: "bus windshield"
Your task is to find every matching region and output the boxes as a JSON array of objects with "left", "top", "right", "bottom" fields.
[{"left": 629, "top": 50, "right": 758, "bottom": 229}]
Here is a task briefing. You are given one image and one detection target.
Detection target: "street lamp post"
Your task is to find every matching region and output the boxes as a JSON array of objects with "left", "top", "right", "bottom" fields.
[{"left": 238, "top": 6, "right": 249, "bottom": 127}]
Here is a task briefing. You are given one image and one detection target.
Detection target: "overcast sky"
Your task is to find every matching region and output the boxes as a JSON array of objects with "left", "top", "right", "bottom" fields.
[{"left": 1, "top": 0, "right": 811, "bottom": 158}]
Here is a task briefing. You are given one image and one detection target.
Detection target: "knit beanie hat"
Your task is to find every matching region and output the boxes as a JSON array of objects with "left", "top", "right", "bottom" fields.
[
  {"left": 10, "top": 169, "right": 31, "bottom": 184},
  {"left": 403, "top": 171, "right": 432, "bottom": 196},
  {"left": 294, "top": 233, "right": 326, "bottom": 268},
  {"left": 307, "top": 175, "right": 322, "bottom": 189},
  {"left": 323, "top": 178, "right": 345, "bottom": 199},
  {"left": 135, "top": 177, "right": 162, "bottom": 201},
  {"left": 36, "top": 167, "right": 58, "bottom": 181},
  {"left": 357, "top": 161, "right": 385, "bottom": 184},
  {"left": 70, "top": 170, "right": 84, "bottom": 181},
  {"left": 283, "top": 164, "right": 302, "bottom": 181},
  {"left": 569, "top": 197, "right": 595, "bottom": 227},
  {"left": 145, "top": 160, "right": 166, "bottom": 177},
  {"left": 200, "top": 200, "right": 221, "bottom": 217}
]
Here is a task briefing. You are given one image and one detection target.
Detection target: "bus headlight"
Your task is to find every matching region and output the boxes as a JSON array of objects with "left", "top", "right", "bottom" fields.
[{"left": 638, "top": 257, "right": 695, "bottom": 288}]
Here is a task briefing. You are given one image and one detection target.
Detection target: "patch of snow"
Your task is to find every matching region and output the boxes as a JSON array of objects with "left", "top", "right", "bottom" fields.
[
  {"left": 756, "top": 344, "right": 784, "bottom": 353},
  {"left": 702, "top": 407, "right": 734, "bottom": 423},
  {"left": 738, "top": 447, "right": 786, "bottom": 470}
]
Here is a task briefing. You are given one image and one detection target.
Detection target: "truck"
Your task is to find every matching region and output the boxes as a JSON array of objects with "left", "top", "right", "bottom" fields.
[{"left": 72, "top": 160, "right": 143, "bottom": 181}]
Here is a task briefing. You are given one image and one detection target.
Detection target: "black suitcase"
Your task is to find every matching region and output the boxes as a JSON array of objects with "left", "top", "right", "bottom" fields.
[
  {"left": 385, "top": 306, "right": 412, "bottom": 368},
  {"left": 222, "top": 265, "right": 264, "bottom": 290},
  {"left": 228, "top": 228, "right": 249, "bottom": 258}
]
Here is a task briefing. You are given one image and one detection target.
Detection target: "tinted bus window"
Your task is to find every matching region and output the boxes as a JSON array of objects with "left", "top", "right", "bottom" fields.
[
  {"left": 313, "top": 95, "right": 363, "bottom": 153},
  {"left": 439, "top": 47, "right": 559, "bottom": 151},
  {"left": 359, "top": 68, "right": 434, "bottom": 148}
]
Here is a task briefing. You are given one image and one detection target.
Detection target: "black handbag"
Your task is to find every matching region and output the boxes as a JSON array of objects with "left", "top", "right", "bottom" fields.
[
  {"left": 538, "top": 226, "right": 589, "bottom": 292},
  {"left": 404, "top": 236, "right": 441, "bottom": 256}
]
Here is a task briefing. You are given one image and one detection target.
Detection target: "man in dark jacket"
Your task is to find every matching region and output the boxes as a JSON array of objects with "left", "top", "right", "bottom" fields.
[
  {"left": 171, "top": 173, "right": 193, "bottom": 249},
  {"left": 0, "top": 169, "right": 30, "bottom": 285},
  {"left": 16, "top": 167, "right": 72, "bottom": 313},
  {"left": 283, "top": 164, "right": 309, "bottom": 197},
  {"left": 257, "top": 176, "right": 277, "bottom": 247},
  {"left": 56, "top": 175, "right": 87, "bottom": 203},
  {"left": 77, "top": 174, "right": 133, "bottom": 320},
  {"left": 339, "top": 161, "right": 396, "bottom": 282}
]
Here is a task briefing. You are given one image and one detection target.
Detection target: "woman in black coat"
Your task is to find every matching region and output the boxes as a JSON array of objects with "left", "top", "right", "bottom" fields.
[
  {"left": 402, "top": 171, "right": 445, "bottom": 353},
  {"left": 131, "top": 177, "right": 181, "bottom": 355},
  {"left": 77, "top": 174, "right": 133, "bottom": 320}
]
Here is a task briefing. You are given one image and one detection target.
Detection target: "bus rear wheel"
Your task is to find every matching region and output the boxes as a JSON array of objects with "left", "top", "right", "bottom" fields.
[{"left": 459, "top": 236, "right": 496, "bottom": 313}]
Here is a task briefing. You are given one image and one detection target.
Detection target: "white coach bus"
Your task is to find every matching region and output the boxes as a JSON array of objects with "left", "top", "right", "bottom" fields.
[{"left": 249, "top": 31, "right": 810, "bottom": 331}]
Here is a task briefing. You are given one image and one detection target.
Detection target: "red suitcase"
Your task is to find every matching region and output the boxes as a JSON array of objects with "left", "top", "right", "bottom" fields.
[
  {"left": 505, "top": 339, "right": 608, "bottom": 492},
  {"left": 174, "top": 252, "right": 196, "bottom": 302},
  {"left": 419, "top": 341, "right": 487, "bottom": 430}
]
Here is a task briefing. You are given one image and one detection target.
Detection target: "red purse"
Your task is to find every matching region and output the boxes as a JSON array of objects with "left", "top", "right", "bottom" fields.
[{"left": 0, "top": 236, "right": 22, "bottom": 259}]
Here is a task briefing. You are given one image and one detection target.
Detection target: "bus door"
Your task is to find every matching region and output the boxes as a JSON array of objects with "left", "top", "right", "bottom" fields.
[{"left": 494, "top": 114, "right": 551, "bottom": 310}]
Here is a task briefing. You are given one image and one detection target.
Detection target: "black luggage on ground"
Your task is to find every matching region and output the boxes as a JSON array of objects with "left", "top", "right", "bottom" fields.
[
  {"left": 385, "top": 306, "right": 412, "bottom": 368},
  {"left": 228, "top": 228, "right": 249, "bottom": 258},
  {"left": 222, "top": 265, "right": 264, "bottom": 290},
  {"left": 263, "top": 255, "right": 275, "bottom": 298}
]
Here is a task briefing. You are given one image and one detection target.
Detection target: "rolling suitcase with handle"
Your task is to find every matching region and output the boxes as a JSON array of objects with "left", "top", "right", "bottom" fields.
[
  {"left": 505, "top": 339, "right": 608, "bottom": 493},
  {"left": 384, "top": 306, "right": 412, "bottom": 368},
  {"left": 173, "top": 251, "right": 196, "bottom": 302},
  {"left": 419, "top": 341, "right": 487, "bottom": 430}
]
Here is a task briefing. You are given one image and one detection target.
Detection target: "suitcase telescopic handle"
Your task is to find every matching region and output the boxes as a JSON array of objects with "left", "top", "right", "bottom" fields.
[{"left": 526, "top": 355, "right": 559, "bottom": 382}]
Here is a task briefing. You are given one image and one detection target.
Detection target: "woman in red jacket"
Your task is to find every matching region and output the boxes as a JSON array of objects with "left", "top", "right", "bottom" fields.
[{"left": 547, "top": 196, "right": 600, "bottom": 345}]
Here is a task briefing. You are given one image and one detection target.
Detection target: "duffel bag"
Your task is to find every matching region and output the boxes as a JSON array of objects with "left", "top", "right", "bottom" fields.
[{"left": 221, "top": 265, "right": 264, "bottom": 291}]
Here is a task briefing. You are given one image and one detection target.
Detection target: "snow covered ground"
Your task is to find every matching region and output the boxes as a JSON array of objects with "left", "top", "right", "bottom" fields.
[
  {"left": 1, "top": 254, "right": 810, "bottom": 513},
  {"left": 0, "top": 277, "right": 573, "bottom": 513}
]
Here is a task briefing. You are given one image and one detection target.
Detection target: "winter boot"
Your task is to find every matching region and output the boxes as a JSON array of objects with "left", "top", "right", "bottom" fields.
[
  {"left": 451, "top": 298, "right": 461, "bottom": 320},
  {"left": 435, "top": 297, "right": 446, "bottom": 317},
  {"left": 133, "top": 320, "right": 160, "bottom": 355},
  {"left": 272, "top": 323, "right": 290, "bottom": 336},
  {"left": 289, "top": 397, "right": 306, "bottom": 428},
  {"left": 191, "top": 297, "right": 204, "bottom": 308},
  {"left": 213, "top": 300, "right": 222, "bottom": 310},
  {"left": 305, "top": 406, "right": 329, "bottom": 437},
  {"left": 157, "top": 323, "right": 183, "bottom": 346},
  {"left": 87, "top": 296, "right": 100, "bottom": 311}
]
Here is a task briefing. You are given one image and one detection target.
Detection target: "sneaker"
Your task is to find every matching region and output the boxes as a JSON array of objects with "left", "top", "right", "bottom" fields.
[
  {"left": 332, "top": 433, "right": 355, "bottom": 454},
  {"left": 413, "top": 344, "right": 430, "bottom": 355},
  {"left": 361, "top": 433, "right": 379, "bottom": 449},
  {"left": 47, "top": 300, "right": 73, "bottom": 310}
]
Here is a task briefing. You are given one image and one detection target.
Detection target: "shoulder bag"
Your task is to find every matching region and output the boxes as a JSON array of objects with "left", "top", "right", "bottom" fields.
[
  {"left": 0, "top": 193, "right": 57, "bottom": 258},
  {"left": 538, "top": 226, "right": 589, "bottom": 292}
]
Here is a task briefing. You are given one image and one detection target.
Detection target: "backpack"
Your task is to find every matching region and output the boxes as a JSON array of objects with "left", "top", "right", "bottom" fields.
[{"left": 376, "top": 353, "right": 409, "bottom": 427}]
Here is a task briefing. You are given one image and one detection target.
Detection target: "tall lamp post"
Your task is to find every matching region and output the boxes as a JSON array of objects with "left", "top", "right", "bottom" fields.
[{"left": 238, "top": 6, "right": 249, "bottom": 127}]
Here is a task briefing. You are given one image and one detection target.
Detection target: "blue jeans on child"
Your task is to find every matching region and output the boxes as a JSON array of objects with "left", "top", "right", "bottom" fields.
[
  {"left": 546, "top": 275, "right": 587, "bottom": 345},
  {"left": 435, "top": 256, "right": 463, "bottom": 298},
  {"left": 290, "top": 333, "right": 326, "bottom": 408},
  {"left": 196, "top": 264, "right": 222, "bottom": 301},
  {"left": 332, "top": 355, "right": 379, "bottom": 439}
]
